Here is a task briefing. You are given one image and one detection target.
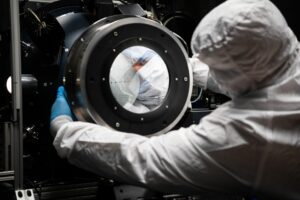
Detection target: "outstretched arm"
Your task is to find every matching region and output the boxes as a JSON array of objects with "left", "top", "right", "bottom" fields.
[{"left": 50, "top": 98, "right": 242, "bottom": 195}]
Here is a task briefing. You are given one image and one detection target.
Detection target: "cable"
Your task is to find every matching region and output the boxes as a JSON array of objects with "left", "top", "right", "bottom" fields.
[
  {"left": 191, "top": 87, "right": 203, "bottom": 104},
  {"left": 171, "top": 32, "right": 190, "bottom": 55}
]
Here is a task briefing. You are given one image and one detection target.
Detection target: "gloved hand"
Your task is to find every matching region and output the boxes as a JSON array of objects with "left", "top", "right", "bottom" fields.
[{"left": 50, "top": 86, "right": 73, "bottom": 121}]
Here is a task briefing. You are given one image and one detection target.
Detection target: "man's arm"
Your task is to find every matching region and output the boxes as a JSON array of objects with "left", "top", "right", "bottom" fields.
[{"left": 51, "top": 114, "right": 243, "bottom": 195}]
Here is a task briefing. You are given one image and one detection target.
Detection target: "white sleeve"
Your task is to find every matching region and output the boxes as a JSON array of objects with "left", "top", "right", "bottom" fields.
[
  {"left": 51, "top": 115, "right": 242, "bottom": 194},
  {"left": 190, "top": 57, "right": 209, "bottom": 89},
  {"left": 190, "top": 57, "right": 227, "bottom": 95}
]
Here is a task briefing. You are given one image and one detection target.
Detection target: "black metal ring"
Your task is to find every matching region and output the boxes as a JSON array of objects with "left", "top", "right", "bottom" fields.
[{"left": 64, "top": 15, "right": 192, "bottom": 135}]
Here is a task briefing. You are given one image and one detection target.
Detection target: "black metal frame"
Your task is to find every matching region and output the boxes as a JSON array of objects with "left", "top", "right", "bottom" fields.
[{"left": 0, "top": 0, "right": 23, "bottom": 196}]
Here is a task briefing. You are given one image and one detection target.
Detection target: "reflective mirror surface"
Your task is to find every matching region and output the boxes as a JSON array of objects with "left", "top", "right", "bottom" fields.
[{"left": 109, "top": 46, "right": 169, "bottom": 113}]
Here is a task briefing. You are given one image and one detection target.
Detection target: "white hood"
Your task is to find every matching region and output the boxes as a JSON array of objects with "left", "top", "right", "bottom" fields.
[{"left": 191, "top": 0, "right": 299, "bottom": 97}]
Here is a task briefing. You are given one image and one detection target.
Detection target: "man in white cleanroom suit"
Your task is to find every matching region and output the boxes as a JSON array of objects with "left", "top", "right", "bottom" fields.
[{"left": 50, "top": 0, "right": 300, "bottom": 199}]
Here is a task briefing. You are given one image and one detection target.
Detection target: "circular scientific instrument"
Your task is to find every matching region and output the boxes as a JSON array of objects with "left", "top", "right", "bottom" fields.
[{"left": 64, "top": 15, "right": 192, "bottom": 135}]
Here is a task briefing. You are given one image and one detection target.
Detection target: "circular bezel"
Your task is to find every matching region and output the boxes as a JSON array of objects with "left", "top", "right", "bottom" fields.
[{"left": 64, "top": 15, "right": 192, "bottom": 135}]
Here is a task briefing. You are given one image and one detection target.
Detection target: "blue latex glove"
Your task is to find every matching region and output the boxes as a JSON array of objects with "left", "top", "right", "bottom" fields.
[{"left": 50, "top": 86, "right": 73, "bottom": 121}]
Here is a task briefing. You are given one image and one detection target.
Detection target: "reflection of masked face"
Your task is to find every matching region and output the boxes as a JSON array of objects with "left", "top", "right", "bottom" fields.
[
  {"left": 110, "top": 46, "right": 169, "bottom": 113},
  {"left": 123, "top": 46, "right": 156, "bottom": 66}
]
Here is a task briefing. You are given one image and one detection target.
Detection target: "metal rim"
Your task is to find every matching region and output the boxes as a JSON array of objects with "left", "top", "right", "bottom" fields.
[{"left": 64, "top": 15, "right": 193, "bottom": 135}]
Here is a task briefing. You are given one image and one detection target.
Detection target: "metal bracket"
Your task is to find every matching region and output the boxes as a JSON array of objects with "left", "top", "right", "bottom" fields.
[{"left": 15, "top": 189, "right": 35, "bottom": 200}]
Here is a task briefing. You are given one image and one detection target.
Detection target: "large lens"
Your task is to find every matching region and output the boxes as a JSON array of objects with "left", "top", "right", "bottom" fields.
[{"left": 109, "top": 46, "right": 169, "bottom": 113}]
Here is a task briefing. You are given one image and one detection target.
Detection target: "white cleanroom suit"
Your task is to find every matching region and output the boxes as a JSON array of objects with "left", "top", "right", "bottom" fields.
[{"left": 50, "top": 0, "right": 300, "bottom": 199}]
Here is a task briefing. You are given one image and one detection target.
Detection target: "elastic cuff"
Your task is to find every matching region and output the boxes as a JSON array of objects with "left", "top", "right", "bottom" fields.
[{"left": 50, "top": 115, "right": 73, "bottom": 138}]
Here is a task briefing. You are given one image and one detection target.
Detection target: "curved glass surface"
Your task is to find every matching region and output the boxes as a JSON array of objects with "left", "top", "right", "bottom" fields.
[{"left": 109, "top": 46, "right": 169, "bottom": 113}]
